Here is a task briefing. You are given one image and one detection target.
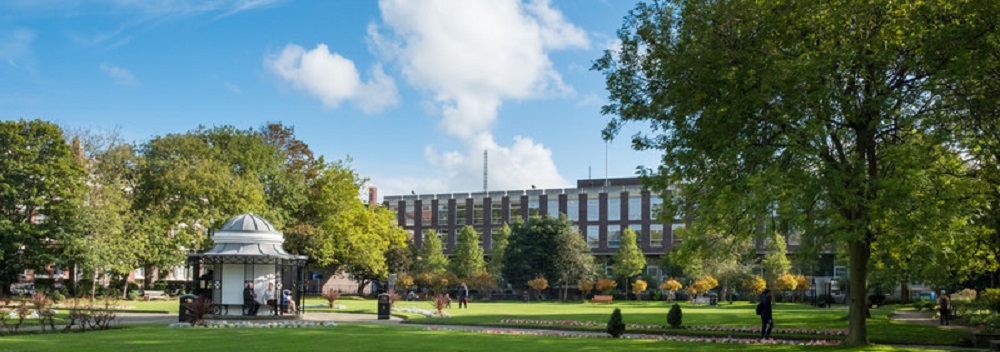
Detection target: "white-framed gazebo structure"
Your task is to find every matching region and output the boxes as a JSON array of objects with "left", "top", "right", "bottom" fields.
[{"left": 187, "top": 213, "right": 307, "bottom": 317}]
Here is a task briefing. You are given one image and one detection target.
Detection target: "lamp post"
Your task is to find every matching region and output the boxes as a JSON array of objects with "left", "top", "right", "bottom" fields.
[{"left": 811, "top": 278, "right": 817, "bottom": 307}]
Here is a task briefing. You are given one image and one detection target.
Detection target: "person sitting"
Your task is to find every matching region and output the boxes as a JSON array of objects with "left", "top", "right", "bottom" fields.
[
  {"left": 407, "top": 290, "right": 417, "bottom": 301},
  {"left": 243, "top": 281, "right": 260, "bottom": 316},
  {"left": 282, "top": 289, "right": 297, "bottom": 314},
  {"left": 263, "top": 282, "right": 277, "bottom": 315}
]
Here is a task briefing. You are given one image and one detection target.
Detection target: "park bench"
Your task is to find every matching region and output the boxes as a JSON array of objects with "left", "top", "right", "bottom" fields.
[
  {"left": 143, "top": 290, "right": 169, "bottom": 301},
  {"left": 590, "top": 295, "right": 613, "bottom": 304}
]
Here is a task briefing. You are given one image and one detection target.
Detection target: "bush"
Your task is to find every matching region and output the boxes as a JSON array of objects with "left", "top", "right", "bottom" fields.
[
  {"left": 51, "top": 290, "right": 66, "bottom": 303},
  {"left": 607, "top": 308, "right": 625, "bottom": 338},
  {"left": 126, "top": 290, "right": 139, "bottom": 301},
  {"left": 981, "top": 288, "right": 1000, "bottom": 313},
  {"left": 667, "top": 303, "right": 683, "bottom": 328},
  {"left": 869, "top": 293, "right": 885, "bottom": 307},
  {"left": 152, "top": 281, "right": 168, "bottom": 291}
]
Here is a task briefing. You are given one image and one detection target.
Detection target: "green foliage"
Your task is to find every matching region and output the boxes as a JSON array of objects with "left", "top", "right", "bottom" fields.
[
  {"left": 667, "top": 303, "right": 683, "bottom": 328},
  {"left": 0, "top": 119, "right": 85, "bottom": 288},
  {"left": 612, "top": 228, "right": 646, "bottom": 280},
  {"left": 595, "top": 0, "right": 998, "bottom": 345},
  {"left": 553, "top": 218, "right": 595, "bottom": 299},
  {"left": 502, "top": 216, "right": 568, "bottom": 289},
  {"left": 761, "top": 235, "right": 791, "bottom": 284},
  {"left": 451, "top": 226, "right": 486, "bottom": 278},
  {"left": 606, "top": 308, "right": 625, "bottom": 338},
  {"left": 413, "top": 230, "right": 449, "bottom": 275},
  {"left": 486, "top": 223, "right": 510, "bottom": 283}
]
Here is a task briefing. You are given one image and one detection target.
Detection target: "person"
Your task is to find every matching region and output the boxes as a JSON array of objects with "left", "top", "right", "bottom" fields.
[
  {"left": 937, "top": 290, "right": 951, "bottom": 326},
  {"left": 243, "top": 281, "right": 260, "bottom": 316},
  {"left": 282, "top": 289, "right": 297, "bottom": 314},
  {"left": 263, "top": 282, "right": 277, "bottom": 315},
  {"left": 759, "top": 289, "right": 774, "bottom": 339},
  {"left": 407, "top": 290, "right": 417, "bottom": 301},
  {"left": 458, "top": 283, "right": 469, "bottom": 309}
]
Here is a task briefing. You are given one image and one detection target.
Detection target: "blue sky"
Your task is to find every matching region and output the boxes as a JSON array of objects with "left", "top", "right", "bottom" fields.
[{"left": 0, "top": 0, "right": 660, "bottom": 198}]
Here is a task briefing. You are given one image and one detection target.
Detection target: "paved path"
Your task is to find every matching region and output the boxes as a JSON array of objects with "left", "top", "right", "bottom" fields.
[{"left": 890, "top": 310, "right": 980, "bottom": 333}]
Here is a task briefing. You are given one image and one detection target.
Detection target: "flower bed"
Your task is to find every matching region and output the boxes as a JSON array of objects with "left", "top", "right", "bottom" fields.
[
  {"left": 393, "top": 306, "right": 450, "bottom": 318},
  {"left": 169, "top": 320, "right": 337, "bottom": 329},
  {"left": 498, "top": 319, "right": 847, "bottom": 336},
  {"left": 424, "top": 326, "right": 840, "bottom": 345}
]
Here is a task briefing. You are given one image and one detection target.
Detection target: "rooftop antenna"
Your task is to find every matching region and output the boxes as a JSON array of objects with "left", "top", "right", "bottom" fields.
[
  {"left": 483, "top": 149, "right": 488, "bottom": 193},
  {"left": 604, "top": 141, "right": 609, "bottom": 190}
]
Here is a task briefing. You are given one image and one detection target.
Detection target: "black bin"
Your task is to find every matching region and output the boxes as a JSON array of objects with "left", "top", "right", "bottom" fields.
[
  {"left": 377, "top": 293, "right": 391, "bottom": 320},
  {"left": 179, "top": 294, "right": 197, "bottom": 323}
]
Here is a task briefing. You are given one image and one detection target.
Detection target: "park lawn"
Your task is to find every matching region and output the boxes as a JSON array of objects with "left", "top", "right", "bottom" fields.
[
  {"left": 305, "top": 299, "right": 967, "bottom": 346},
  {"left": 0, "top": 323, "right": 967, "bottom": 352}
]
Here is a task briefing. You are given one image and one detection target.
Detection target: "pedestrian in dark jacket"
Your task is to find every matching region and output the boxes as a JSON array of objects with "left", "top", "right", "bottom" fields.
[
  {"left": 760, "top": 289, "right": 774, "bottom": 339},
  {"left": 243, "top": 281, "right": 260, "bottom": 316}
]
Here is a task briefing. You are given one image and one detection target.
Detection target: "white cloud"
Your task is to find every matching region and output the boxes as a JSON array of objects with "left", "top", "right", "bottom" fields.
[
  {"left": 0, "top": 29, "right": 35, "bottom": 68},
  {"left": 266, "top": 43, "right": 398, "bottom": 114},
  {"left": 372, "top": 0, "right": 586, "bottom": 192},
  {"left": 99, "top": 64, "right": 138, "bottom": 86}
]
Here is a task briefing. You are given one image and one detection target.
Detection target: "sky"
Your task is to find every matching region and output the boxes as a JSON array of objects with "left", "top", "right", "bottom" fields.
[{"left": 0, "top": 0, "right": 661, "bottom": 198}]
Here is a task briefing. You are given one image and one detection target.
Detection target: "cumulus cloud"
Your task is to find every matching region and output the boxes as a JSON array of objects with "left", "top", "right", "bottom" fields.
[
  {"left": 99, "top": 64, "right": 138, "bottom": 86},
  {"left": 372, "top": 0, "right": 586, "bottom": 191},
  {"left": 266, "top": 43, "right": 399, "bottom": 114}
]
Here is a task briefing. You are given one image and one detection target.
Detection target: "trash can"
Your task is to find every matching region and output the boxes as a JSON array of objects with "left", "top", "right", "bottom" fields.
[
  {"left": 179, "top": 294, "right": 197, "bottom": 323},
  {"left": 377, "top": 293, "right": 391, "bottom": 320}
]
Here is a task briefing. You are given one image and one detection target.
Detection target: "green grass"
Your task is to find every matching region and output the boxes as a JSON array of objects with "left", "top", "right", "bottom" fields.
[
  {"left": 0, "top": 323, "right": 969, "bottom": 352},
  {"left": 302, "top": 299, "right": 967, "bottom": 346}
]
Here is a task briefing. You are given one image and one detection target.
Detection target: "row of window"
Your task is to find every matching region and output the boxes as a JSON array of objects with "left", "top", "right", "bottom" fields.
[
  {"left": 402, "top": 197, "right": 666, "bottom": 226},
  {"left": 414, "top": 222, "right": 686, "bottom": 250}
]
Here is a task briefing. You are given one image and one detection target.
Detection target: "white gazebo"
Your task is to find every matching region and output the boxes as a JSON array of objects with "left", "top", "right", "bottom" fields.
[{"left": 187, "top": 213, "right": 307, "bottom": 317}]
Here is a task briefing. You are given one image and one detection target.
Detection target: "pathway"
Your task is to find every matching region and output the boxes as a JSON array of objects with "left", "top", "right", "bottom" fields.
[{"left": 890, "top": 310, "right": 980, "bottom": 333}]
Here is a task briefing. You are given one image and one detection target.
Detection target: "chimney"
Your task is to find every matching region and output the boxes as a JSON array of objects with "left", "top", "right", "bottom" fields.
[{"left": 368, "top": 187, "right": 378, "bottom": 207}]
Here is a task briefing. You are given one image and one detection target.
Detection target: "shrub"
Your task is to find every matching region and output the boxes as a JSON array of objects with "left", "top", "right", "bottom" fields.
[
  {"left": 126, "top": 290, "right": 139, "bottom": 301},
  {"left": 597, "top": 278, "right": 618, "bottom": 295},
  {"left": 606, "top": 308, "right": 625, "bottom": 338},
  {"left": 323, "top": 289, "right": 341, "bottom": 308},
  {"left": 433, "top": 294, "right": 449, "bottom": 316},
  {"left": 667, "top": 303, "right": 683, "bottom": 328},
  {"left": 660, "top": 278, "right": 682, "bottom": 301},
  {"left": 869, "top": 293, "right": 885, "bottom": 307},
  {"left": 186, "top": 296, "right": 214, "bottom": 326},
  {"left": 579, "top": 280, "right": 595, "bottom": 294},
  {"left": 152, "top": 281, "right": 168, "bottom": 291},
  {"left": 632, "top": 279, "right": 648, "bottom": 301},
  {"left": 952, "top": 288, "right": 977, "bottom": 304},
  {"left": 982, "top": 288, "right": 1000, "bottom": 313},
  {"left": 527, "top": 276, "right": 549, "bottom": 300}
]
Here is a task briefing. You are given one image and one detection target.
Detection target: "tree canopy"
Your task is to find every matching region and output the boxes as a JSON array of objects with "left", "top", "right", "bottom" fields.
[{"left": 595, "top": 0, "right": 998, "bottom": 345}]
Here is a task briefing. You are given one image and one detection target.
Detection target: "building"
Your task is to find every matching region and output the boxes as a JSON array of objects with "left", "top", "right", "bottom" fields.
[{"left": 383, "top": 177, "right": 684, "bottom": 278}]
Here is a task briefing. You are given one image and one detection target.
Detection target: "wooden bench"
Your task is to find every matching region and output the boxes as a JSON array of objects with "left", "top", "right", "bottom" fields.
[
  {"left": 143, "top": 290, "right": 169, "bottom": 301},
  {"left": 590, "top": 295, "right": 613, "bottom": 304}
]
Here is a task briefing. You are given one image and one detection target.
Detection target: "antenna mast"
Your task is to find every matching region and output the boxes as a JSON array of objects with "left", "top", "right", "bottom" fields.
[{"left": 483, "top": 149, "right": 488, "bottom": 193}]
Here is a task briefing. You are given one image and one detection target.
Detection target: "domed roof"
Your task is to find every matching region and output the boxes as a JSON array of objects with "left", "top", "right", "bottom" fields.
[{"left": 219, "top": 213, "right": 278, "bottom": 234}]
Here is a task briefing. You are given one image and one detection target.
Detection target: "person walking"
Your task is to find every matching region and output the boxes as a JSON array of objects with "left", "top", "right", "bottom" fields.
[
  {"left": 458, "top": 283, "right": 469, "bottom": 309},
  {"left": 759, "top": 289, "right": 774, "bottom": 339},
  {"left": 937, "top": 290, "right": 952, "bottom": 326}
]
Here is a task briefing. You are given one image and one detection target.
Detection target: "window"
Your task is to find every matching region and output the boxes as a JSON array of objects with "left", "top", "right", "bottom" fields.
[
  {"left": 404, "top": 204, "right": 415, "bottom": 226},
  {"left": 437, "top": 203, "right": 449, "bottom": 226},
  {"left": 456, "top": 203, "right": 467, "bottom": 226},
  {"left": 491, "top": 206, "right": 502, "bottom": 225},
  {"left": 438, "top": 229, "right": 449, "bottom": 250},
  {"left": 510, "top": 201, "right": 522, "bottom": 221},
  {"left": 650, "top": 224, "right": 664, "bottom": 247},
  {"left": 473, "top": 204, "right": 484, "bottom": 225},
  {"left": 671, "top": 223, "right": 686, "bottom": 243},
  {"left": 528, "top": 199, "right": 541, "bottom": 217},
  {"left": 608, "top": 224, "right": 621, "bottom": 248},
  {"left": 586, "top": 225, "right": 600, "bottom": 248},
  {"left": 546, "top": 199, "right": 560, "bottom": 218},
  {"left": 629, "top": 224, "right": 642, "bottom": 239},
  {"left": 421, "top": 204, "right": 432, "bottom": 223},
  {"left": 650, "top": 197, "right": 664, "bottom": 221},
  {"left": 566, "top": 199, "right": 579, "bottom": 221},
  {"left": 628, "top": 196, "right": 642, "bottom": 221},
  {"left": 608, "top": 198, "right": 621, "bottom": 221},
  {"left": 586, "top": 198, "right": 599, "bottom": 222}
]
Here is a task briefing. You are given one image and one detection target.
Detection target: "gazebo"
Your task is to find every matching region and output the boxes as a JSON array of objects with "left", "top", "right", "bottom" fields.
[{"left": 187, "top": 213, "right": 307, "bottom": 317}]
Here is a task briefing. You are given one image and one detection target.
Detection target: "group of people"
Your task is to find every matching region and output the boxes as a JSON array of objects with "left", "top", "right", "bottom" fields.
[
  {"left": 404, "top": 283, "right": 471, "bottom": 309},
  {"left": 243, "top": 281, "right": 297, "bottom": 316}
]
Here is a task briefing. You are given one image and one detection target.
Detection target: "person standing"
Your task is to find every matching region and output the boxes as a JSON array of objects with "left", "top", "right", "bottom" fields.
[
  {"left": 759, "top": 289, "right": 774, "bottom": 339},
  {"left": 243, "top": 281, "right": 260, "bottom": 316},
  {"left": 938, "top": 290, "right": 952, "bottom": 326},
  {"left": 458, "top": 283, "right": 469, "bottom": 309}
]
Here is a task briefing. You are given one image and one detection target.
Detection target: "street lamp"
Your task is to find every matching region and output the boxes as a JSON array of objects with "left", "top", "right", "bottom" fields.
[{"left": 811, "top": 278, "right": 817, "bottom": 307}]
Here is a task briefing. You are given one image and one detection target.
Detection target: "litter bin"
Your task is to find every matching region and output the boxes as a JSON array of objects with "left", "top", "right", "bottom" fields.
[
  {"left": 179, "top": 294, "right": 197, "bottom": 323},
  {"left": 377, "top": 293, "right": 391, "bottom": 320}
]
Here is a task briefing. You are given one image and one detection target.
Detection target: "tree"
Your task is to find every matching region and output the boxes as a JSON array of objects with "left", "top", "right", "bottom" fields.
[
  {"left": 594, "top": 0, "right": 996, "bottom": 344},
  {"left": 0, "top": 120, "right": 85, "bottom": 291},
  {"left": 761, "top": 234, "right": 791, "bottom": 285},
  {"left": 632, "top": 279, "right": 648, "bottom": 301},
  {"left": 486, "top": 223, "right": 511, "bottom": 284},
  {"left": 343, "top": 205, "right": 409, "bottom": 294},
  {"left": 413, "top": 230, "right": 449, "bottom": 276},
  {"left": 527, "top": 276, "right": 549, "bottom": 301},
  {"left": 745, "top": 275, "right": 767, "bottom": 301},
  {"left": 596, "top": 278, "right": 618, "bottom": 295},
  {"left": 451, "top": 225, "right": 485, "bottom": 278},
  {"left": 794, "top": 274, "right": 811, "bottom": 302},
  {"left": 774, "top": 274, "right": 799, "bottom": 300},
  {"left": 612, "top": 228, "right": 646, "bottom": 301},
  {"left": 553, "top": 218, "right": 595, "bottom": 301},
  {"left": 660, "top": 279, "right": 682, "bottom": 302},
  {"left": 502, "top": 217, "right": 563, "bottom": 289}
]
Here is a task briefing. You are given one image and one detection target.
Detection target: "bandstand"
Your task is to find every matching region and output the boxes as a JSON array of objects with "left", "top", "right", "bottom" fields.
[{"left": 187, "top": 213, "right": 307, "bottom": 317}]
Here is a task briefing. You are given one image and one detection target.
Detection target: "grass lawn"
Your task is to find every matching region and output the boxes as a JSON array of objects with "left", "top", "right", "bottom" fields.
[
  {"left": 0, "top": 323, "right": 969, "bottom": 352},
  {"left": 304, "top": 298, "right": 968, "bottom": 346}
]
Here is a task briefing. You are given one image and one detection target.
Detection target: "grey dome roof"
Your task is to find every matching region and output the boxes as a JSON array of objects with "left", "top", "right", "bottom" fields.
[{"left": 219, "top": 213, "right": 278, "bottom": 234}]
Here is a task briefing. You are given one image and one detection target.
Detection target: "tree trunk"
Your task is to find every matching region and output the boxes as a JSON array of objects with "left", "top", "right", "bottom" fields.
[
  {"left": 900, "top": 282, "right": 910, "bottom": 304},
  {"left": 121, "top": 276, "right": 129, "bottom": 299},
  {"left": 91, "top": 270, "right": 99, "bottom": 299},
  {"left": 356, "top": 280, "right": 369, "bottom": 295},
  {"left": 845, "top": 240, "right": 870, "bottom": 346}
]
